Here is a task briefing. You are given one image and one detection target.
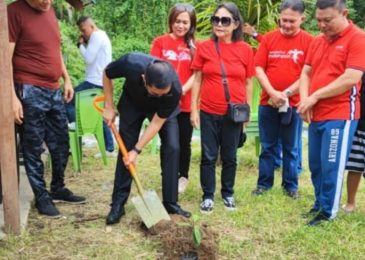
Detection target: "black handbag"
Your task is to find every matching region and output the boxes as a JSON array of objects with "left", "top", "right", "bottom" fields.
[{"left": 214, "top": 41, "right": 250, "bottom": 123}]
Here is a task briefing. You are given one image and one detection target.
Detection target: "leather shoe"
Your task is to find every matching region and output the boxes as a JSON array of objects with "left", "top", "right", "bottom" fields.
[
  {"left": 106, "top": 204, "right": 125, "bottom": 225},
  {"left": 164, "top": 202, "right": 191, "bottom": 218},
  {"left": 307, "top": 212, "right": 330, "bottom": 226}
]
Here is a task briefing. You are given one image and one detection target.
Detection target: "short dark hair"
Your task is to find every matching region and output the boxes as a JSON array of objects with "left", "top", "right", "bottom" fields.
[
  {"left": 145, "top": 60, "right": 174, "bottom": 89},
  {"left": 316, "top": 0, "right": 346, "bottom": 10},
  {"left": 76, "top": 16, "right": 91, "bottom": 26},
  {"left": 280, "top": 0, "right": 305, "bottom": 14},
  {"left": 211, "top": 2, "right": 243, "bottom": 42}
]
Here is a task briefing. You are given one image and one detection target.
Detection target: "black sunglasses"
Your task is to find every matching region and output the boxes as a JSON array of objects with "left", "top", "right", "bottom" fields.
[{"left": 211, "top": 16, "right": 233, "bottom": 27}]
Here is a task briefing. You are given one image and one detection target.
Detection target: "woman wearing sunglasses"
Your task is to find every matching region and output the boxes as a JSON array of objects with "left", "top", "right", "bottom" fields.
[
  {"left": 150, "top": 3, "right": 197, "bottom": 194},
  {"left": 191, "top": 2, "right": 255, "bottom": 213}
]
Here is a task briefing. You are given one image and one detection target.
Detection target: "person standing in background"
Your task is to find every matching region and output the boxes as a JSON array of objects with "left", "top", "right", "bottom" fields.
[
  {"left": 150, "top": 3, "right": 197, "bottom": 193},
  {"left": 252, "top": 0, "right": 313, "bottom": 198},
  {"left": 298, "top": 0, "right": 365, "bottom": 226},
  {"left": 66, "top": 16, "right": 116, "bottom": 157},
  {"left": 191, "top": 2, "right": 255, "bottom": 214},
  {"left": 8, "top": 0, "right": 86, "bottom": 218}
]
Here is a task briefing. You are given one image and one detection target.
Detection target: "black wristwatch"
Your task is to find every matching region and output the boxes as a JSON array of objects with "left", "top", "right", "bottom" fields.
[{"left": 132, "top": 146, "right": 142, "bottom": 154}]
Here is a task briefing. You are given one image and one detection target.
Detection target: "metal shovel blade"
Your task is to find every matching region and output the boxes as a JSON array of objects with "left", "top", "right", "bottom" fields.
[{"left": 131, "top": 190, "right": 171, "bottom": 228}]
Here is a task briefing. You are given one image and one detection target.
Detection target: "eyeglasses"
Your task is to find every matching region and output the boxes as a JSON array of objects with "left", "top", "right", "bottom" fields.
[
  {"left": 211, "top": 16, "right": 233, "bottom": 27},
  {"left": 174, "top": 3, "right": 194, "bottom": 12}
]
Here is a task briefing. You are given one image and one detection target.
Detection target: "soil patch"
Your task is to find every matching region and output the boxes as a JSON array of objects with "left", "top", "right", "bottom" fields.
[{"left": 144, "top": 215, "right": 218, "bottom": 260}]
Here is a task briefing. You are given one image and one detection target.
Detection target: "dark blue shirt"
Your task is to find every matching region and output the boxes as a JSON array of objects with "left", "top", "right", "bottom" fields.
[{"left": 105, "top": 53, "right": 181, "bottom": 118}]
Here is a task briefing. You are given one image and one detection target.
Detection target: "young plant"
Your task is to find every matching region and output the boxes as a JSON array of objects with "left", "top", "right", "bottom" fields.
[{"left": 192, "top": 214, "right": 202, "bottom": 248}]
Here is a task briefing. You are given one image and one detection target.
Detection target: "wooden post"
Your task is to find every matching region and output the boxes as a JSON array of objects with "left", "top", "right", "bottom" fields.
[{"left": 0, "top": 0, "right": 20, "bottom": 234}]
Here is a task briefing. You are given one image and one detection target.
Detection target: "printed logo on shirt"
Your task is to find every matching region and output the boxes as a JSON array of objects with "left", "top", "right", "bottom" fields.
[
  {"left": 268, "top": 49, "right": 304, "bottom": 64},
  {"left": 162, "top": 49, "right": 191, "bottom": 62},
  {"left": 328, "top": 128, "right": 340, "bottom": 163}
]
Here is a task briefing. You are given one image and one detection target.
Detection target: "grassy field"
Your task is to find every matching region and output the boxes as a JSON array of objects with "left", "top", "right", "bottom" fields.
[{"left": 1, "top": 137, "right": 365, "bottom": 259}]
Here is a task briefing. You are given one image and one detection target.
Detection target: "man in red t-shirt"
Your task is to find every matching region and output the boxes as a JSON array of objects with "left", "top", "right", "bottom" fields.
[
  {"left": 298, "top": 0, "right": 365, "bottom": 226},
  {"left": 252, "top": 0, "right": 313, "bottom": 198},
  {"left": 8, "top": 0, "right": 86, "bottom": 218}
]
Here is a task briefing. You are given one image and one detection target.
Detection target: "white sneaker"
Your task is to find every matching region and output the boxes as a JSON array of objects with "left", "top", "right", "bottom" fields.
[
  {"left": 94, "top": 151, "right": 118, "bottom": 159},
  {"left": 68, "top": 122, "right": 76, "bottom": 130},
  {"left": 82, "top": 138, "right": 97, "bottom": 148},
  {"left": 178, "top": 177, "right": 189, "bottom": 193},
  {"left": 200, "top": 198, "right": 214, "bottom": 214}
]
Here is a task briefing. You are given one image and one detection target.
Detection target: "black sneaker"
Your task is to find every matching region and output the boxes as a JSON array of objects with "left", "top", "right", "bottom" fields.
[
  {"left": 223, "top": 197, "right": 236, "bottom": 211},
  {"left": 307, "top": 212, "right": 330, "bottom": 227},
  {"left": 51, "top": 188, "right": 86, "bottom": 204},
  {"left": 35, "top": 199, "right": 61, "bottom": 219},
  {"left": 200, "top": 198, "right": 214, "bottom": 214},
  {"left": 251, "top": 188, "right": 267, "bottom": 196}
]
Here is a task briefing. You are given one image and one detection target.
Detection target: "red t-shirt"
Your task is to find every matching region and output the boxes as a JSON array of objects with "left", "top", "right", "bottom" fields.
[
  {"left": 8, "top": 0, "right": 62, "bottom": 89},
  {"left": 150, "top": 34, "right": 193, "bottom": 112},
  {"left": 255, "top": 29, "right": 313, "bottom": 106},
  {"left": 191, "top": 39, "right": 255, "bottom": 115},
  {"left": 306, "top": 22, "right": 365, "bottom": 121}
]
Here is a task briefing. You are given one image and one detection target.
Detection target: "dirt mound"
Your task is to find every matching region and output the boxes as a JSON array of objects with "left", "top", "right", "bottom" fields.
[{"left": 145, "top": 215, "right": 218, "bottom": 260}]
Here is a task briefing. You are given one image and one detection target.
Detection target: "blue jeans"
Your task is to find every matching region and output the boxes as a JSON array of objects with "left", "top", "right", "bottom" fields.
[
  {"left": 15, "top": 84, "right": 69, "bottom": 202},
  {"left": 257, "top": 105, "right": 302, "bottom": 192},
  {"left": 65, "top": 81, "right": 114, "bottom": 152},
  {"left": 200, "top": 111, "right": 241, "bottom": 200}
]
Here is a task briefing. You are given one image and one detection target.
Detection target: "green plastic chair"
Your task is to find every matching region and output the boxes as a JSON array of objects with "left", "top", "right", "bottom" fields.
[
  {"left": 245, "top": 78, "right": 261, "bottom": 156},
  {"left": 69, "top": 88, "right": 107, "bottom": 172}
]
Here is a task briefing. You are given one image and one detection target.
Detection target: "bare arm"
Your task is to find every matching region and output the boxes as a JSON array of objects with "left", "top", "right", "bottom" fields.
[
  {"left": 285, "top": 79, "right": 300, "bottom": 96},
  {"left": 246, "top": 77, "right": 253, "bottom": 107},
  {"left": 9, "top": 42, "right": 23, "bottom": 124},
  {"left": 190, "top": 70, "right": 202, "bottom": 128},
  {"left": 256, "top": 66, "right": 286, "bottom": 107},
  {"left": 311, "top": 68, "right": 363, "bottom": 100},
  {"left": 124, "top": 113, "right": 167, "bottom": 166},
  {"left": 182, "top": 73, "right": 195, "bottom": 95},
  {"left": 102, "top": 71, "right": 115, "bottom": 126},
  {"left": 60, "top": 53, "right": 73, "bottom": 103},
  {"left": 298, "top": 67, "right": 363, "bottom": 122},
  {"left": 297, "top": 65, "right": 312, "bottom": 122}
]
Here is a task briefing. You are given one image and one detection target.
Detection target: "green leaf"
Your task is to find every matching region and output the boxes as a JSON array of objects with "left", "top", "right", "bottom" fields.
[{"left": 193, "top": 225, "right": 202, "bottom": 248}]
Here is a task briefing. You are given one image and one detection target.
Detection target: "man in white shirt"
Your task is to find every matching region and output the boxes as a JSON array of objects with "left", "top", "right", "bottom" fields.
[{"left": 66, "top": 16, "right": 115, "bottom": 156}]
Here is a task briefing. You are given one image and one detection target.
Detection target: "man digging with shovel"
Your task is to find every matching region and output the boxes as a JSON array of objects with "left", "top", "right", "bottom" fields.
[{"left": 102, "top": 53, "right": 191, "bottom": 225}]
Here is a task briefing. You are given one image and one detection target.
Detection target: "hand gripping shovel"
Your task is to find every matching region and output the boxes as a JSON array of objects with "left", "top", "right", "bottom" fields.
[{"left": 93, "top": 96, "right": 170, "bottom": 228}]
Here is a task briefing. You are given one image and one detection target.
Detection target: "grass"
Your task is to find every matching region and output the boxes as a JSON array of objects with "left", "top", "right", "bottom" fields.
[{"left": 1, "top": 137, "right": 365, "bottom": 259}]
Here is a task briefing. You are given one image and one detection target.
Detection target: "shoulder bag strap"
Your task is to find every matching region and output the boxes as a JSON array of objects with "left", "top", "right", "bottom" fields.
[{"left": 214, "top": 40, "right": 231, "bottom": 103}]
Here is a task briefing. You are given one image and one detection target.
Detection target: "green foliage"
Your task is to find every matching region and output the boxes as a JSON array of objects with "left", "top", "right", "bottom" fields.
[
  {"left": 60, "top": 21, "right": 85, "bottom": 86},
  {"left": 195, "top": 0, "right": 281, "bottom": 39}
]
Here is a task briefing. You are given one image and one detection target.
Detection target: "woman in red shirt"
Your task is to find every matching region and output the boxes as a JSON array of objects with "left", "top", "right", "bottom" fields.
[
  {"left": 150, "top": 3, "right": 197, "bottom": 194},
  {"left": 191, "top": 2, "right": 255, "bottom": 213}
]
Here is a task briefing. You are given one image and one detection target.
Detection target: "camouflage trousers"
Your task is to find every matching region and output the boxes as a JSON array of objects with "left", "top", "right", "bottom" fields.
[{"left": 16, "top": 83, "right": 69, "bottom": 202}]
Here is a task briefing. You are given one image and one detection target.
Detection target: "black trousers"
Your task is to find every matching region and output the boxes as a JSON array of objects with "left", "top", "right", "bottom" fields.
[
  {"left": 111, "top": 94, "right": 180, "bottom": 208},
  {"left": 177, "top": 112, "right": 193, "bottom": 179},
  {"left": 200, "top": 111, "right": 241, "bottom": 200}
]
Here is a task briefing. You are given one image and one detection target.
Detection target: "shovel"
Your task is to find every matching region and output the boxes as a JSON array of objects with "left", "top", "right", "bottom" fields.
[{"left": 93, "top": 96, "right": 170, "bottom": 228}]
